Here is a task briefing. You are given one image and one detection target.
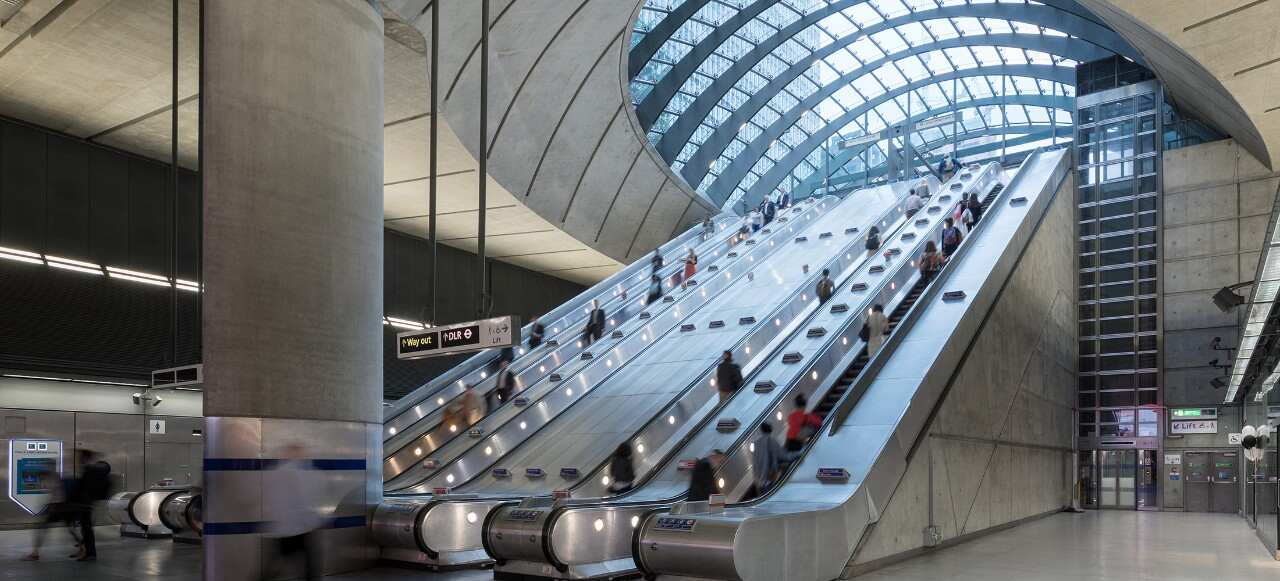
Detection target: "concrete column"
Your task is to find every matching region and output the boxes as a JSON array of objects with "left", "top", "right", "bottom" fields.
[{"left": 200, "top": 1, "right": 383, "bottom": 579}]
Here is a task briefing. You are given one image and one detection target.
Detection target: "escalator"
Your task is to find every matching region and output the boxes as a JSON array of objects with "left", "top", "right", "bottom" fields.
[
  {"left": 477, "top": 168, "right": 1003, "bottom": 580},
  {"left": 812, "top": 182, "right": 1004, "bottom": 420},
  {"left": 633, "top": 148, "right": 1072, "bottom": 581}
]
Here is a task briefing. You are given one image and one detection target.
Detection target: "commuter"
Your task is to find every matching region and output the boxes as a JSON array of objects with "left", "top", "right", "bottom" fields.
[
  {"left": 904, "top": 188, "right": 924, "bottom": 218},
  {"left": 582, "top": 299, "right": 606, "bottom": 346},
  {"left": 494, "top": 359, "right": 516, "bottom": 405},
  {"left": 65, "top": 450, "right": 111, "bottom": 562},
  {"left": 261, "top": 443, "right": 323, "bottom": 580},
  {"left": 940, "top": 217, "right": 963, "bottom": 258},
  {"left": 780, "top": 192, "right": 792, "bottom": 209},
  {"left": 528, "top": 317, "right": 545, "bottom": 349},
  {"left": 744, "top": 422, "right": 783, "bottom": 500},
  {"left": 915, "top": 179, "right": 931, "bottom": 199},
  {"left": 863, "top": 304, "right": 889, "bottom": 356},
  {"left": 702, "top": 217, "right": 715, "bottom": 241},
  {"left": 21, "top": 466, "right": 81, "bottom": 561},
  {"left": 750, "top": 209, "right": 764, "bottom": 232},
  {"left": 762, "top": 197, "right": 777, "bottom": 225},
  {"left": 646, "top": 274, "right": 663, "bottom": 305},
  {"left": 715, "top": 350, "right": 743, "bottom": 404},
  {"left": 939, "top": 154, "right": 957, "bottom": 181},
  {"left": 919, "top": 241, "right": 943, "bottom": 284},
  {"left": 607, "top": 443, "right": 636, "bottom": 494},
  {"left": 681, "top": 249, "right": 698, "bottom": 290},
  {"left": 966, "top": 192, "right": 983, "bottom": 225},
  {"left": 784, "top": 394, "right": 822, "bottom": 456},
  {"left": 865, "top": 226, "right": 881, "bottom": 257},
  {"left": 651, "top": 251, "right": 664, "bottom": 273},
  {"left": 446, "top": 383, "right": 485, "bottom": 427},
  {"left": 815, "top": 269, "right": 835, "bottom": 304},
  {"left": 951, "top": 195, "right": 965, "bottom": 225},
  {"left": 959, "top": 196, "right": 976, "bottom": 235},
  {"left": 686, "top": 449, "right": 726, "bottom": 502}
]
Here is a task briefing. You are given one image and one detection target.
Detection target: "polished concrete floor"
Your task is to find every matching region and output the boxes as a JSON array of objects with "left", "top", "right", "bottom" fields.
[{"left": 0, "top": 511, "right": 1275, "bottom": 580}]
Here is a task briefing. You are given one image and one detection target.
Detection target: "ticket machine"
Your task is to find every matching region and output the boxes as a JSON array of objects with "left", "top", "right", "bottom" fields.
[{"left": 7, "top": 439, "right": 64, "bottom": 515}]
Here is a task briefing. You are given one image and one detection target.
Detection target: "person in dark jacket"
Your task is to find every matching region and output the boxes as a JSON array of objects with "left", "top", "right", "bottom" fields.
[
  {"left": 607, "top": 443, "right": 636, "bottom": 494},
  {"left": 528, "top": 317, "right": 545, "bottom": 349},
  {"left": 686, "top": 449, "right": 725, "bottom": 502},
  {"left": 966, "top": 193, "right": 983, "bottom": 224},
  {"left": 865, "top": 226, "right": 881, "bottom": 256},
  {"left": 74, "top": 450, "right": 112, "bottom": 561},
  {"left": 646, "top": 274, "right": 663, "bottom": 305},
  {"left": 651, "top": 251, "right": 664, "bottom": 273},
  {"left": 715, "top": 350, "right": 743, "bottom": 404},
  {"left": 815, "top": 269, "right": 836, "bottom": 304},
  {"left": 582, "top": 299, "right": 606, "bottom": 346},
  {"left": 494, "top": 359, "right": 516, "bottom": 405}
]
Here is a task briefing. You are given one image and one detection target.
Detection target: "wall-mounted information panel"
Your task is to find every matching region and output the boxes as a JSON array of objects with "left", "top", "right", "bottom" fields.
[
  {"left": 7, "top": 439, "right": 63, "bottom": 515},
  {"left": 397, "top": 316, "right": 520, "bottom": 359}
]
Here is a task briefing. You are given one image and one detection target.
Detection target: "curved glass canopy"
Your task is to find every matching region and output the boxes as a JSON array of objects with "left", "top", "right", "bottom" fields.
[{"left": 629, "top": 0, "right": 1139, "bottom": 210}]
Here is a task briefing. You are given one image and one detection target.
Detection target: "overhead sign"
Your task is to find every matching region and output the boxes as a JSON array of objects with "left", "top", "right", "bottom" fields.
[
  {"left": 8, "top": 440, "right": 63, "bottom": 515},
  {"left": 837, "top": 134, "right": 879, "bottom": 150},
  {"left": 914, "top": 113, "right": 958, "bottom": 131},
  {"left": 1170, "top": 420, "right": 1218, "bottom": 435},
  {"left": 397, "top": 316, "right": 521, "bottom": 360},
  {"left": 1171, "top": 408, "right": 1217, "bottom": 419}
]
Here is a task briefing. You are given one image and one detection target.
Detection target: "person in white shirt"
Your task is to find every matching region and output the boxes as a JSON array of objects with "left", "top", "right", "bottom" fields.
[
  {"left": 904, "top": 189, "right": 924, "bottom": 217},
  {"left": 261, "top": 444, "right": 325, "bottom": 580}
]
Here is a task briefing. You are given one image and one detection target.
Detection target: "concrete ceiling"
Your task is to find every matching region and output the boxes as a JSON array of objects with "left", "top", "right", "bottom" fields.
[
  {"left": 0, "top": 0, "right": 622, "bottom": 285},
  {"left": 1077, "top": 0, "right": 1279, "bottom": 171}
]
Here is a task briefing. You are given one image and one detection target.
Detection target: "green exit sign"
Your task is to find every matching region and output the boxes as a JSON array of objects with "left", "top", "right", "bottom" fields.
[{"left": 1172, "top": 408, "right": 1217, "bottom": 419}]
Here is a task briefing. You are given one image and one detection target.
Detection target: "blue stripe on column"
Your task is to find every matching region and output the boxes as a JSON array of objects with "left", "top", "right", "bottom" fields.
[
  {"left": 204, "top": 458, "right": 367, "bottom": 471},
  {"left": 204, "top": 516, "right": 367, "bottom": 535}
]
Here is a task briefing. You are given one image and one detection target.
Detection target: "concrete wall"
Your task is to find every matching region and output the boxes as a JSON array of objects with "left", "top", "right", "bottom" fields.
[
  {"left": 848, "top": 168, "right": 1077, "bottom": 572},
  {"left": 1160, "top": 138, "right": 1279, "bottom": 508}
]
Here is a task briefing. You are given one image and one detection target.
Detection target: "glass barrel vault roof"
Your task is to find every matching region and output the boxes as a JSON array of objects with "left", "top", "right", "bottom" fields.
[{"left": 628, "top": 0, "right": 1138, "bottom": 210}]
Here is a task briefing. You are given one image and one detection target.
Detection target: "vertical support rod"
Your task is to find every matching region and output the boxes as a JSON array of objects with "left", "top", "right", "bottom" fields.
[
  {"left": 477, "top": 0, "right": 489, "bottom": 317},
  {"left": 170, "top": 0, "right": 180, "bottom": 366},
  {"left": 823, "top": 136, "right": 830, "bottom": 196},
  {"left": 1000, "top": 76, "right": 1008, "bottom": 165},
  {"left": 429, "top": 0, "right": 439, "bottom": 324},
  {"left": 950, "top": 76, "right": 959, "bottom": 161},
  {"left": 861, "top": 111, "right": 869, "bottom": 189},
  {"left": 1050, "top": 82, "right": 1058, "bottom": 147}
]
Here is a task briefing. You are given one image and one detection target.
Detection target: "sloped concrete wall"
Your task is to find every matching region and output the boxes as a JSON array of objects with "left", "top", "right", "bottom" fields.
[{"left": 845, "top": 170, "right": 1077, "bottom": 573}]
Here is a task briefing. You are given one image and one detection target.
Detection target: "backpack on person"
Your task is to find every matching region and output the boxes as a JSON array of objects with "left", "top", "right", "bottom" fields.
[
  {"left": 942, "top": 227, "right": 959, "bottom": 248},
  {"left": 858, "top": 322, "right": 870, "bottom": 342}
]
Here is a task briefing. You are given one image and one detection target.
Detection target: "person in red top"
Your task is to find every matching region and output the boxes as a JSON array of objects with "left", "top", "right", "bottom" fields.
[{"left": 784, "top": 393, "right": 822, "bottom": 455}]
